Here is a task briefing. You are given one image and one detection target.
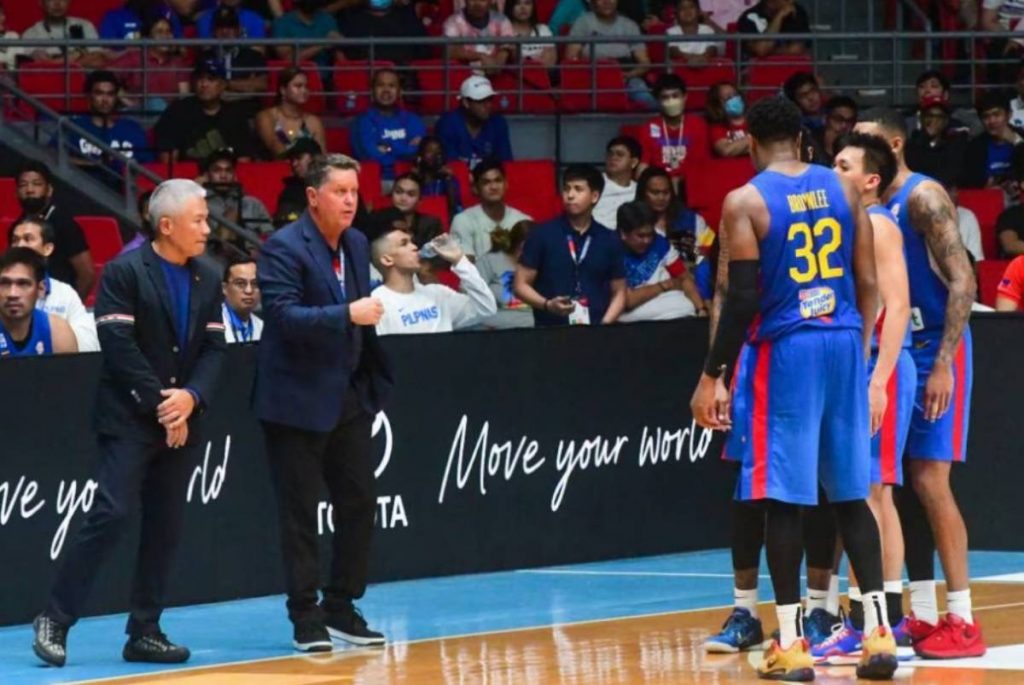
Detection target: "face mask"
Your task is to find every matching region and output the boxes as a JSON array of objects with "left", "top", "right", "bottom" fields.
[
  {"left": 724, "top": 95, "right": 745, "bottom": 118},
  {"left": 369, "top": 0, "right": 393, "bottom": 10},
  {"left": 661, "top": 96, "right": 684, "bottom": 118},
  {"left": 20, "top": 196, "right": 47, "bottom": 214}
]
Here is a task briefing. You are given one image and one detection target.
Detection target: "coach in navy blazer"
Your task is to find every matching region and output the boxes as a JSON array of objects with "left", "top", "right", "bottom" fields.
[{"left": 254, "top": 154, "right": 393, "bottom": 652}]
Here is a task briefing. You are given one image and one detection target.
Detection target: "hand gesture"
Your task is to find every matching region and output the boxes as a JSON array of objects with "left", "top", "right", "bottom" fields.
[
  {"left": 924, "top": 362, "right": 954, "bottom": 422},
  {"left": 165, "top": 422, "right": 189, "bottom": 449},
  {"left": 868, "top": 379, "right": 888, "bottom": 436},
  {"left": 431, "top": 237, "right": 464, "bottom": 264},
  {"left": 350, "top": 297, "right": 385, "bottom": 326},
  {"left": 157, "top": 388, "right": 196, "bottom": 429},
  {"left": 545, "top": 296, "right": 576, "bottom": 316},
  {"left": 690, "top": 372, "right": 731, "bottom": 430}
]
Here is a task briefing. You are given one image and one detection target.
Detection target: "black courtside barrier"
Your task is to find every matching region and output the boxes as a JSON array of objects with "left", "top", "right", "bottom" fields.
[{"left": 0, "top": 317, "right": 1020, "bottom": 626}]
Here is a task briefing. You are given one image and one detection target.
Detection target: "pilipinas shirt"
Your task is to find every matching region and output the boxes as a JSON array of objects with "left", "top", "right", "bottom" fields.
[{"left": 0, "top": 309, "right": 53, "bottom": 357}]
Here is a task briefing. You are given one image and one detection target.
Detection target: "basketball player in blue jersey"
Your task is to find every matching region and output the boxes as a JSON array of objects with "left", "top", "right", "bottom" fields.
[
  {"left": 810, "top": 133, "right": 917, "bottom": 660},
  {"left": 0, "top": 248, "right": 78, "bottom": 357},
  {"left": 855, "top": 111, "right": 984, "bottom": 659},
  {"left": 691, "top": 97, "right": 898, "bottom": 681}
]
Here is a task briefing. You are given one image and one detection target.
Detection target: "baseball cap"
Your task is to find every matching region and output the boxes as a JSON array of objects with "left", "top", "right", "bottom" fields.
[
  {"left": 193, "top": 58, "right": 227, "bottom": 80},
  {"left": 459, "top": 75, "right": 496, "bottom": 101},
  {"left": 919, "top": 94, "right": 950, "bottom": 113},
  {"left": 212, "top": 6, "right": 240, "bottom": 29},
  {"left": 287, "top": 138, "right": 323, "bottom": 159}
]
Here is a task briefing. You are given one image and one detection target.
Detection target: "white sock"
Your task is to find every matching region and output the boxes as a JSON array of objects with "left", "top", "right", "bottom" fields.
[
  {"left": 909, "top": 580, "right": 939, "bottom": 625},
  {"left": 946, "top": 588, "right": 974, "bottom": 624},
  {"left": 862, "top": 591, "right": 890, "bottom": 635},
  {"left": 849, "top": 585, "right": 862, "bottom": 603},
  {"left": 735, "top": 587, "right": 759, "bottom": 618},
  {"left": 806, "top": 588, "right": 829, "bottom": 613},
  {"left": 776, "top": 603, "right": 804, "bottom": 649},
  {"left": 826, "top": 574, "right": 841, "bottom": 616},
  {"left": 884, "top": 580, "right": 904, "bottom": 595}
]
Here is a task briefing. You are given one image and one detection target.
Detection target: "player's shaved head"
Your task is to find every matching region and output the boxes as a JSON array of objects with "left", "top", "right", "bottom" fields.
[{"left": 747, "top": 97, "right": 802, "bottom": 145}]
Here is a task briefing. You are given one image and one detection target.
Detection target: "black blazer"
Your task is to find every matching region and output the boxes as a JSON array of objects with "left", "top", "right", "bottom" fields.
[{"left": 93, "top": 241, "right": 226, "bottom": 443}]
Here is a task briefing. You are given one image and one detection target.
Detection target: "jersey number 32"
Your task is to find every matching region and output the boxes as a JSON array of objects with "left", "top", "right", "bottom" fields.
[{"left": 787, "top": 218, "right": 844, "bottom": 284}]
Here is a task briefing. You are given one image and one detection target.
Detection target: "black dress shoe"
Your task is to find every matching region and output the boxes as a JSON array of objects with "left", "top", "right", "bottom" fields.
[
  {"left": 326, "top": 605, "right": 385, "bottom": 646},
  {"left": 123, "top": 633, "right": 190, "bottom": 663},
  {"left": 293, "top": 621, "right": 333, "bottom": 652},
  {"left": 32, "top": 614, "right": 68, "bottom": 667}
]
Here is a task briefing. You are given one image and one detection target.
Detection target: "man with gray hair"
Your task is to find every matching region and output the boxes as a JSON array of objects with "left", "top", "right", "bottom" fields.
[
  {"left": 254, "top": 154, "right": 393, "bottom": 652},
  {"left": 33, "top": 179, "right": 226, "bottom": 668}
]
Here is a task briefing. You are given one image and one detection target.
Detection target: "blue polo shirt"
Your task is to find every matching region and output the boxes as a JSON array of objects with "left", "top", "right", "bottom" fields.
[
  {"left": 435, "top": 108, "right": 513, "bottom": 169},
  {"left": 351, "top": 107, "right": 427, "bottom": 179},
  {"left": 519, "top": 215, "right": 625, "bottom": 327},
  {"left": 197, "top": 6, "right": 267, "bottom": 38},
  {"left": 67, "top": 116, "right": 153, "bottom": 167},
  {"left": 100, "top": 5, "right": 184, "bottom": 39}
]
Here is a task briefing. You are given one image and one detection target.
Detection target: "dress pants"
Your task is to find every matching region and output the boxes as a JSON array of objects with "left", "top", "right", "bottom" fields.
[
  {"left": 262, "top": 387, "right": 375, "bottom": 625},
  {"left": 46, "top": 434, "right": 194, "bottom": 637}
]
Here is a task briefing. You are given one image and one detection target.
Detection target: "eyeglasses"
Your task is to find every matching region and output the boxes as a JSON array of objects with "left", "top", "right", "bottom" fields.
[{"left": 229, "top": 279, "right": 259, "bottom": 291}]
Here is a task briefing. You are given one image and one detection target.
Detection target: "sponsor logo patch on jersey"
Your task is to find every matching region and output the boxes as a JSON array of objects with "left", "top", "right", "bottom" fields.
[{"left": 799, "top": 287, "right": 836, "bottom": 319}]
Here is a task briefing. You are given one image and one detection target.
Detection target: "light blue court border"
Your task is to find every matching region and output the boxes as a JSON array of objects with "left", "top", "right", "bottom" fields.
[{"left": 0, "top": 549, "right": 1021, "bottom": 685}]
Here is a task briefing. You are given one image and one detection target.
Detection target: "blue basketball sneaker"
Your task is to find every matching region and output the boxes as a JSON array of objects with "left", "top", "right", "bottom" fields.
[
  {"left": 804, "top": 608, "right": 842, "bottom": 649},
  {"left": 812, "top": 614, "right": 863, "bottom": 662},
  {"left": 891, "top": 616, "right": 912, "bottom": 647},
  {"left": 704, "top": 607, "right": 764, "bottom": 653}
]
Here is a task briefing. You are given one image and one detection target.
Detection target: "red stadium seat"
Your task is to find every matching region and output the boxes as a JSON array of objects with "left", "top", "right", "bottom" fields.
[
  {"left": 0, "top": 178, "right": 19, "bottom": 218},
  {"left": 957, "top": 188, "right": 1004, "bottom": 261},
  {"left": 685, "top": 157, "right": 755, "bottom": 230},
  {"left": 325, "top": 125, "right": 352, "bottom": 155},
  {"left": 266, "top": 60, "right": 326, "bottom": 114},
  {"left": 137, "top": 161, "right": 200, "bottom": 193},
  {"left": 746, "top": 54, "right": 813, "bottom": 103},
  {"left": 412, "top": 59, "right": 474, "bottom": 115},
  {"left": 503, "top": 160, "right": 558, "bottom": 215},
  {"left": 673, "top": 59, "right": 738, "bottom": 111},
  {"left": 978, "top": 259, "right": 1011, "bottom": 307},
  {"left": 535, "top": 0, "right": 557, "bottom": 23},
  {"left": 0, "top": 216, "right": 13, "bottom": 252},
  {"left": 359, "top": 161, "right": 385, "bottom": 209},
  {"left": 418, "top": 195, "right": 450, "bottom": 230},
  {"left": 559, "top": 59, "right": 630, "bottom": 113},
  {"left": 236, "top": 161, "right": 292, "bottom": 217},
  {"left": 18, "top": 62, "right": 88, "bottom": 114},
  {"left": 77, "top": 215, "right": 123, "bottom": 307},
  {"left": 335, "top": 59, "right": 395, "bottom": 115}
]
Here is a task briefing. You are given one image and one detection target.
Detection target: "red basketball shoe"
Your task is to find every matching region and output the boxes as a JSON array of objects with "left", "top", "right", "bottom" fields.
[{"left": 913, "top": 613, "right": 986, "bottom": 659}]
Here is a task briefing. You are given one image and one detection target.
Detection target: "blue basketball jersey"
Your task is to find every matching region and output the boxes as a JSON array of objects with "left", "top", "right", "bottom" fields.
[
  {"left": 867, "top": 204, "right": 912, "bottom": 351},
  {"left": 0, "top": 309, "right": 53, "bottom": 357},
  {"left": 886, "top": 172, "right": 948, "bottom": 339},
  {"left": 749, "top": 165, "right": 862, "bottom": 341}
]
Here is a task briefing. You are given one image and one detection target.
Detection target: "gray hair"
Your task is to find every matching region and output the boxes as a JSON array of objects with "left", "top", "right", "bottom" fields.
[
  {"left": 305, "top": 153, "right": 361, "bottom": 189},
  {"left": 149, "top": 179, "right": 207, "bottom": 226}
]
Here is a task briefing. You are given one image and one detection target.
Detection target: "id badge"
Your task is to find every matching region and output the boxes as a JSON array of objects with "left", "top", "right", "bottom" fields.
[{"left": 568, "top": 298, "right": 591, "bottom": 326}]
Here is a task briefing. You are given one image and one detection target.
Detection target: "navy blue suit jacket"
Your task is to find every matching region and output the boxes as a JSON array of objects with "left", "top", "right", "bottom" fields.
[{"left": 253, "top": 212, "right": 393, "bottom": 432}]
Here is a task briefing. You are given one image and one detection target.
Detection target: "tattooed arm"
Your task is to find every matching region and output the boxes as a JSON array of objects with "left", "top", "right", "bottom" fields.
[
  {"left": 908, "top": 180, "right": 977, "bottom": 420},
  {"left": 707, "top": 214, "right": 730, "bottom": 345}
]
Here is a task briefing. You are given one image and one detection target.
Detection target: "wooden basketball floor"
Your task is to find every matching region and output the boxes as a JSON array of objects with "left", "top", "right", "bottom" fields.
[{"left": 80, "top": 581, "right": 1024, "bottom": 685}]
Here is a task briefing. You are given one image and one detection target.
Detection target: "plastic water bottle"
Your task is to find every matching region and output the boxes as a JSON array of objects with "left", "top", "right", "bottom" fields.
[{"left": 419, "top": 234, "right": 458, "bottom": 259}]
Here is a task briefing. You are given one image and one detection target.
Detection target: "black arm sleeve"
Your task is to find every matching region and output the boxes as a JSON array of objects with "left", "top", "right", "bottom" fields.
[{"left": 704, "top": 260, "right": 760, "bottom": 378}]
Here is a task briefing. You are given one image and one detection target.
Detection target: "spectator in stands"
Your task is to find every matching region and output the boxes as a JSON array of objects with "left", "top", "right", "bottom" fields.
[
  {"left": 996, "top": 255, "right": 1024, "bottom": 310},
  {"left": 703, "top": 0, "right": 757, "bottom": 26},
  {"left": 414, "top": 136, "right": 464, "bottom": 218},
  {"left": 110, "top": 14, "right": 190, "bottom": 112},
  {"left": 371, "top": 227, "right": 497, "bottom": 334},
  {"left": 946, "top": 182, "right": 985, "bottom": 265},
  {"left": 255, "top": 67, "right": 327, "bottom": 159},
  {"left": 783, "top": 71, "right": 824, "bottom": 132},
  {"left": 100, "top": 1, "right": 184, "bottom": 41},
  {"left": 67, "top": 71, "right": 152, "bottom": 183},
  {"left": 706, "top": 81, "right": 750, "bottom": 157},
  {"left": 337, "top": 0, "right": 428, "bottom": 63},
  {"left": 443, "top": 0, "right": 516, "bottom": 72},
  {"left": 506, "top": 0, "right": 556, "bottom": 67},
  {"left": 202, "top": 148, "right": 274, "bottom": 244},
  {"left": 198, "top": 0, "right": 268, "bottom": 37},
  {"left": 379, "top": 173, "right": 443, "bottom": 247},
  {"left": 909, "top": 69, "right": 971, "bottom": 136},
  {"left": 565, "top": 0, "right": 656, "bottom": 110},
  {"left": 617, "top": 201, "right": 705, "bottom": 322},
  {"left": 514, "top": 164, "right": 627, "bottom": 326},
  {"left": 23, "top": 0, "right": 105, "bottom": 67},
  {"left": 635, "top": 165, "right": 709, "bottom": 264},
  {"left": 436, "top": 76, "right": 514, "bottom": 169},
  {"left": 667, "top": 0, "right": 724, "bottom": 61},
  {"left": 154, "top": 59, "right": 259, "bottom": 162},
  {"left": 351, "top": 69, "right": 426, "bottom": 183},
  {"left": 477, "top": 220, "right": 535, "bottom": 328},
  {"left": 271, "top": 0, "right": 341, "bottom": 69},
  {"left": 548, "top": 0, "right": 649, "bottom": 34},
  {"left": 812, "top": 95, "right": 858, "bottom": 165},
  {"left": 997, "top": 147, "right": 1024, "bottom": 256},
  {"left": 635, "top": 74, "right": 708, "bottom": 182},
  {"left": 0, "top": 6, "right": 24, "bottom": 70},
  {"left": 451, "top": 160, "right": 531, "bottom": 257},
  {"left": 274, "top": 138, "right": 321, "bottom": 227},
  {"left": 905, "top": 95, "right": 970, "bottom": 187},
  {"left": 594, "top": 135, "right": 641, "bottom": 229},
  {"left": 119, "top": 190, "right": 152, "bottom": 255},
  {"left": 221, "top": 255, "right": 263, "bottom": 343},
  {"left": 0, "top": 248, "right": 77, "bottom": 357},
  {"left": 8, "top": 217, "right": 99, "bottom": 352},
  {"left": 962, "top": 90, "right": 1024, "bottom": 190},
  {"left": 202, "top": 6, "right": 269, "bottom": 119},
  {"left": 14, "top": 161, "right": 95, "bottom": 299},
  {"left": 980, "top": 0, "right": 1024, "bottom": 81},
  {"left": 737, "top": 0, "right": 810, "bottom": 57}
]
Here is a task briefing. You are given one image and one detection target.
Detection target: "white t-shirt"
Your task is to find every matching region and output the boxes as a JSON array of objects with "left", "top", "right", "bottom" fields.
[
  {"left": 958, "top": 206, "right": 985, "bottom": 262},
  {"left": 373, "top": 257, "right": 498, "bottom": 335},
  {"left": 450, "top": 204, "right": 532, "bottom": 257},
  {"left": 519, "top": 24, "right": 555, "bottom": 61},
  {"left": 38, "top": 277, "right": 99, "bottom": 352},
  {"left": 666, "top": 24, "right": 724, "bottom": 55},
  {"left": 619, "top": 243, "right": 696, "bottom": 322},
  {"left": 983, "top": 0, "right": 1024, "bottom": 29},
  {"left": 22, "top": 18, "right": 99, "bottom": 58},
  {"left": 593, "top": 174, "right": 637, "bottom": 230}
]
